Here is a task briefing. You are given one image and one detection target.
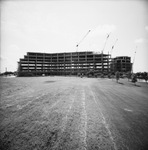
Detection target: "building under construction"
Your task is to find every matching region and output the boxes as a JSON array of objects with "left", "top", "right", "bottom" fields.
[
  {"left": 17, "top": 51, "right": 112, "bottom": 76},
  {"left": 110, "top": 56, "right": 132, "bottom": 73}
]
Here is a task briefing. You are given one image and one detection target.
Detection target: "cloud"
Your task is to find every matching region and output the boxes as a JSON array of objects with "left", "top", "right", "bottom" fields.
[
  {"left": 90, "top": 24, "right": 117, "bottom": 37},
  {"left": 134, "top": 38, "right": 148, "bottom": 44}
]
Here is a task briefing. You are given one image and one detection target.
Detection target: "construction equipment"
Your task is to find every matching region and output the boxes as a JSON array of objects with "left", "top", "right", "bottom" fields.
[
  {"left": 132, "top": 46, "right": 137, "bottom": 73},
  {"left": 109, "top": 38, "right": 118, "bottom": 74},
  {"left": 110, "top": 38, "right": 118, "bottom": 56},
  {"left": 102, "top": 32, "right": 111, "bottom": 53},
  {"left": 76, "top": 30, "right": 91, "bottom": 51}
]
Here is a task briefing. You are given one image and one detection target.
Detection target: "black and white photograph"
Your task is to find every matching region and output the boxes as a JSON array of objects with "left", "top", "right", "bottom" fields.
[{"left": 0, "top": 0, "right": 148, "bottom": 149}]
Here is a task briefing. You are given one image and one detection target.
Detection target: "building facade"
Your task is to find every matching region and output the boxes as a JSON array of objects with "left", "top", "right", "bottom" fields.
[
  {"left": 110, "top": 56, "right": 132, "bottom": 73},
  {"left": 17, "top": 51, "right": 111, "bottom": 76}
]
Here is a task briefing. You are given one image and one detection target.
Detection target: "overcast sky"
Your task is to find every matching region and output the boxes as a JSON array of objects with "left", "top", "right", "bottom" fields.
[{"left": 1, "top": 0, "right": 148, "bottom": 73}]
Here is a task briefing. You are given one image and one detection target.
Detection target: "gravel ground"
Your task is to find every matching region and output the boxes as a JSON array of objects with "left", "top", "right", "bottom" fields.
[{"left": 0, "top": 76, "right": 148, "bottom": 150}]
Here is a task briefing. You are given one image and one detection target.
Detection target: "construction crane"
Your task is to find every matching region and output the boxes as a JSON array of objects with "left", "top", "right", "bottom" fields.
[
  {"left": 132, "top": 46, "right": 137, "bottom": 73},
  {"left": 110, "top": 38, "right": 118, "bottom": 56},
  {"left": 102, "top": 32, "right": 111, "bottom": 53},
  {"left": 109, "top": 39, "right": 118, "bottom": 74},
  {"left": 76, "top": 30, "right": 91, "bottom": 52}
]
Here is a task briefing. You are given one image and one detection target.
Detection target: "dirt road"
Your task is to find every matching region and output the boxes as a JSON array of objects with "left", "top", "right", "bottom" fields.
[{"left": 0, "top": 76, "right": 148, "bottom": 150}]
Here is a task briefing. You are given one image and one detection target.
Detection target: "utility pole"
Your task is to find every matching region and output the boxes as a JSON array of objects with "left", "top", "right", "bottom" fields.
[{"left": 76, "top": 30, "right": 91, "bottom": 52}]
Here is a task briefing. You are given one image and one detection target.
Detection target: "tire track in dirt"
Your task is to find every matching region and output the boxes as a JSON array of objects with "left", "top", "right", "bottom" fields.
[
  {"left": 50, "top": 86, "right": 88, "bottom": 150},
  {"left": 0, "top": 86, "right": 77, "bottom": 150},
  {"left": 93, "top": 81, "right": 147, "bottom": 149},
  {"left": 42, "top": 86, "right": 77, "bottom": 150},
  {"left": 41, "top": 86, "right": 76, "bottom": 115},
  {"left": 2, "top": 80, "right": 73, "bottom": 110},
  {"left": 77, "top": 88, "right": 87, "bottom": 150},
  {"left": 61, "top": 88, "right": 76, "bottom": 132},
  {"left": 15, "top": 85, "right": 74, "bottom": 111},
  {"left": 50, "top": 88, "right": 77, "bottom": 150},
  {"left": 90, "top": 88, "right": 118, "bottom": 150}
]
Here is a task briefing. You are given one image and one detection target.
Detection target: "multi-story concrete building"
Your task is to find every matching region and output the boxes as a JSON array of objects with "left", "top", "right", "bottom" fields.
[
  {"left": 17, "top": 51, "right": 111, "bottom": 76},
  {"left": 110, "top": 56, "right": 132, "bottom": 73}
]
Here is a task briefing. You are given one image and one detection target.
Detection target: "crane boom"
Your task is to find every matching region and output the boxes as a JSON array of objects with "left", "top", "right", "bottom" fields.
[
  {"left": 76, "top": 30, "right": 91, "bottom": 51},
  {"left": 132, "top": 46, "right": 137, "bottom": 73},
  {"left": 110, "top": 38, "right": 118, "bottom": 55},
  {"left": 102, "top": 32, "right": 111, "bottom": 53},
  {"left": 133, "top": 46, "right": 137, "bottom": 64}
]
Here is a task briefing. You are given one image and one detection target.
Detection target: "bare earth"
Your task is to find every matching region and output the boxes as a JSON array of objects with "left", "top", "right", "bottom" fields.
[{"left": 0, "top": 76, "right": 148, "bottom": 150}]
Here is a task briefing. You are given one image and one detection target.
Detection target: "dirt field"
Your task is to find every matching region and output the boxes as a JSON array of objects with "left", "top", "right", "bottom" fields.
[{"left": 0, "top": 76, "right": 148, "bottom": 150}]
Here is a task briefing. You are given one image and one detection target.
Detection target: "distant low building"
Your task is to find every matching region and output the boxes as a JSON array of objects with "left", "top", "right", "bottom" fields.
[
  {"left": 110, "top": 56, "right": 132, "bottom": 73},
  {"left": 17, "top": 51, "right": 111, "bottom": 76}
]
